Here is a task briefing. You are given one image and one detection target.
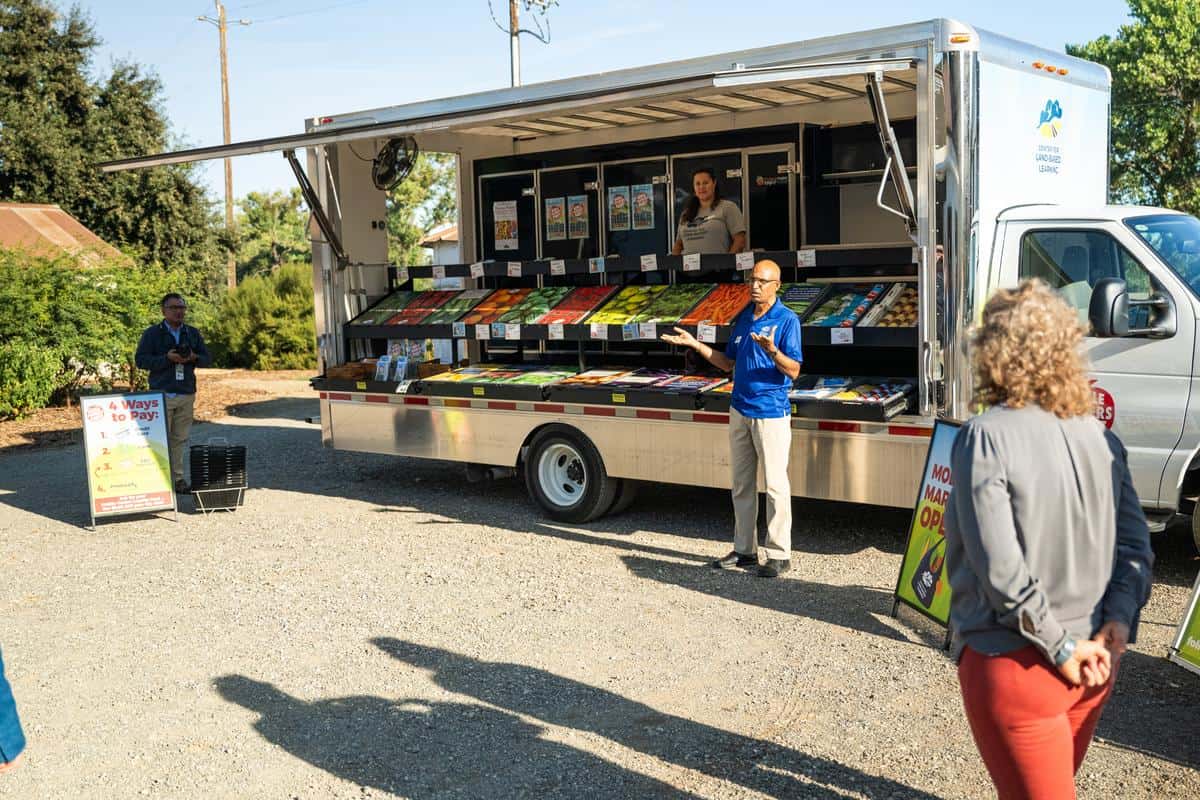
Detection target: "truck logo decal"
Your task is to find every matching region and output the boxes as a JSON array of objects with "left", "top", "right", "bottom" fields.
[
  {"left": 1090, "top": 380, "right": 1115, "bottom": 429},
  {"left": 1036, "top": 99, "right": 1063, "bottom": 138}
]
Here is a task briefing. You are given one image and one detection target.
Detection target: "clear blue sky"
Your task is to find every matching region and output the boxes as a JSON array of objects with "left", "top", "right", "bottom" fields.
[{"left": 84, "top": 1, "right": 1133, "bottom": 200}]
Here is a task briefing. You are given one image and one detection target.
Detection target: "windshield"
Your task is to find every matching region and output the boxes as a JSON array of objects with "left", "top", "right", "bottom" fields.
[{"left": 1126, "top": 214, "right": 1200, "bottom": 294}]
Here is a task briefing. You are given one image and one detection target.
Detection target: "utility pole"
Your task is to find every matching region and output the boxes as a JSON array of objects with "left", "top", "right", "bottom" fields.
[
  {"left": 199, "top": 3, "right": 250, "bottom": 289},
  {"left": 509, "top": 0, "right": 520, "bottom": 87}
]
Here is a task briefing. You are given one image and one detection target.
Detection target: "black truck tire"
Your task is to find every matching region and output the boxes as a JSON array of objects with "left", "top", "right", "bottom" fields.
[{"left": 524, "top": 426, "right": 618, "bottom": 523}]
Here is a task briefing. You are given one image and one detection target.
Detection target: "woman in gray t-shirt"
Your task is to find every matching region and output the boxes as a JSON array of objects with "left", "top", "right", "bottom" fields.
[{"left": 671, "top": 167, "right": 746, "bottom": 255}]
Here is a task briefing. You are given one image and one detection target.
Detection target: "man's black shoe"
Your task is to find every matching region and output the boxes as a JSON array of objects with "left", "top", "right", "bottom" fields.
[
  {"left": 711, "top": 551, "right": 758, "bottom": 570},
  {"left": 757, "top": 559, "right": 791, "bottom": 578},
  {"left": 174, "top": 479, "right": 192, "bottom": 494}
]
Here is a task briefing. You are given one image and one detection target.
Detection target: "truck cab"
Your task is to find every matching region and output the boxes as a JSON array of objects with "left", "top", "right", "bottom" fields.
[{"left": 991, "top": 205, "right": 1200, "bottom": 544}]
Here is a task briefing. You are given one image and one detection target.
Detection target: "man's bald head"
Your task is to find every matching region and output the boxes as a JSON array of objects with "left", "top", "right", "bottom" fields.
[{"left": 749, "top": 259, "right": 782, "bottom": 307}]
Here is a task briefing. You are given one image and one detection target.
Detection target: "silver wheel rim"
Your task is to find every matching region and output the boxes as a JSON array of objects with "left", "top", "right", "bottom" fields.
[{"left": 538, "top": 442, "right": 586, "bottom": 508}]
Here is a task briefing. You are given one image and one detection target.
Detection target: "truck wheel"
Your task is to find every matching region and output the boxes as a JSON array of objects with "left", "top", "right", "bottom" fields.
[
  {"left": 525, "top": 427, "right": 618, "bottom": 523},
  {"left": 607, "top": 479, "right": 641, "bottom": 516}
]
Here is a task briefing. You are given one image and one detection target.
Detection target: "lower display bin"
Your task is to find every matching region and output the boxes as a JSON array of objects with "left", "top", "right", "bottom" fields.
[
  {"left": 409, "top": 380, "right": 553, "bottom": 402},
  {"left": 546, "top": 383, "right": 704, "bottom": 410}
]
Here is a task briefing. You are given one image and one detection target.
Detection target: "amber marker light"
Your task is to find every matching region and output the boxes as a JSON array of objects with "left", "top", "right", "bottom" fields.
[
  {"left": 949, "top": 33, "right": 972, "bottom": 43},
  {"left": 1057, "top": 68, "right": 1069, "bottom": 75},
  {"left": 1032, "top": 61, "right": 1045, "bottom": 69}
]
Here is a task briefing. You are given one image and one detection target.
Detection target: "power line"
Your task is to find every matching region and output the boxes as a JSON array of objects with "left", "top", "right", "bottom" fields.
[{"left": 247, "top": 0, "right": 372, "bottom": 25}]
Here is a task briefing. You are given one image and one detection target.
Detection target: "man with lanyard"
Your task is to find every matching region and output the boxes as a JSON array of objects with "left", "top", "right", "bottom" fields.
[
  {"left": 135, "top": 293, "right": 211, "bottom": 494},
  {"left": 662, "top": 260, "right": 802, "bottom": 577}
]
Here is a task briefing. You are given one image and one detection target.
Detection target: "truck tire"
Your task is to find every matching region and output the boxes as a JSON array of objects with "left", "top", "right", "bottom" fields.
[
  {"left": 524, "top": 426, "right": 618, "bottom": 523},
  {"left": 607, "top": 479, "right": 641, "bottom": 516}
]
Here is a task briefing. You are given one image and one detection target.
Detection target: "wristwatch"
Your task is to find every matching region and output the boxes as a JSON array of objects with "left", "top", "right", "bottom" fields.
[{"left": 1053, "top": 637, "right": 1076, "bottom": 667}]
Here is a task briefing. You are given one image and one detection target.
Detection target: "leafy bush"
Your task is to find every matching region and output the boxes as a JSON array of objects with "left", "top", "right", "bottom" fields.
[
  {"left": 0, "top": 340, "right": 61, "bottom": 419},
  {"left": 208, "top": 263, "right": 316, "bottom": 370},
  {"left": 0, "top": 250, "right": 198, "bottom": 398}
]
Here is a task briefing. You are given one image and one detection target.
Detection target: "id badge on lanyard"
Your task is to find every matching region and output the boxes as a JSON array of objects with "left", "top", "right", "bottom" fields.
[{"left": 175, "top": 363, "right": 185, "bottom": 381}]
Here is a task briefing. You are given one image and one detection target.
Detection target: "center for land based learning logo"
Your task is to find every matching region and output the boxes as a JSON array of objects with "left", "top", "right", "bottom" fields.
[{"left": 1037, "top": 99, "right": 1063, "bottom": 138}]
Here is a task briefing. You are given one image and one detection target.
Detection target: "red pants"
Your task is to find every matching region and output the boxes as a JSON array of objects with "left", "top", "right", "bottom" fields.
[{"left": 958, "top": 645, "right": 1114, "bottom": 800}]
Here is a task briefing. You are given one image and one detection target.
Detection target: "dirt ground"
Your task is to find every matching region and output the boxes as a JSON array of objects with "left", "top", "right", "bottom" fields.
[{"left": 0, "top": 373, "right": 1197, "bottom": 799}]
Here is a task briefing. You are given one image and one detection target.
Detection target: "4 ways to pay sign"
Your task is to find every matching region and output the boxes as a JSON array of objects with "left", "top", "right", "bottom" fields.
[{"left": 80, "top": 392, "right": 176, "bottom": 524}]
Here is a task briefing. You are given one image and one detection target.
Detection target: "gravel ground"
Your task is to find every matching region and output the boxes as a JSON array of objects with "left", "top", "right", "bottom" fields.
[{"left": 0, "top": 392, "right": 1197, "bottom": 799}]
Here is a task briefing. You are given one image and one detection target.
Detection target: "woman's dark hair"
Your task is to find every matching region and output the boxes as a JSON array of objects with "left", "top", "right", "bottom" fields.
[{"left": 679, "top": 167, "right": 722, "bottom": 224}]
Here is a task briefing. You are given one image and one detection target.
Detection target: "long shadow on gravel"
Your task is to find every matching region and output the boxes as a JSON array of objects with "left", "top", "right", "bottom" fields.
[
  {"left": 374, "top": 638, "right": 943, "bottom": 800},
  {"left": 620, "top": 554, "right": 907, "bottom": 640},
  {"left": 214, "top": 674, "right": 701, "bottom": 798},
  {"left": 1093, "top": 650, "right": 1200, "bottom": 769}
]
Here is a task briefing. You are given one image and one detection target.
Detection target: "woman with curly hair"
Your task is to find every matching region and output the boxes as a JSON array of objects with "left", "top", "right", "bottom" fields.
[{"left": 945, "top": 279, "right": 1154, "bottom": 800}]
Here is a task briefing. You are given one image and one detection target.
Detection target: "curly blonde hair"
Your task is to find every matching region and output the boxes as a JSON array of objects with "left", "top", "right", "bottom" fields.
[{"left": 972, "top": 279, "right": 1093, "bottom": 418}]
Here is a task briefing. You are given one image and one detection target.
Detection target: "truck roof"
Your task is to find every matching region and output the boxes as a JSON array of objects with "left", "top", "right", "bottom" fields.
[
  {"left": 101, "top": 17, "right": 1109, "bottom": 174},
  {"left": 997, "top": 205, "right": 1190, "bottom": 224}
]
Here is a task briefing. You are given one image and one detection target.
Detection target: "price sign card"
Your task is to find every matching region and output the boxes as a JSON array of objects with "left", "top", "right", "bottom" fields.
[
  {"left": 432, "top": 265, "right": 446, "bottom": 280},
  {"left": 697, "top": 323, "right": 717, "bottom": 343},
  {"left": 621, "top": 323, "right": 637, "bottom": 341},
  {"left": 638, "top": 322, "right": 657, "bottom": 340},
  {"left": 682, "top": 253, "right": 701, "bottom": 272},
  {"left": 588, "top": 257, "right": 605, "bottom": 274},
  {"left": 735, "top": 252, "right": 755, "bottom": 271},
  {"left": 640, "top": 254, "right": 658, "bottom": 272},
  {"left": 505, "top": 323, "right": 522, "bottom": 340},
  {"left": 469, "top": 262, "right": 485, "bottom": 279},
  {"left": 475, "top": 324, "right": 490, "bottom": 340},
  {"left": 550, "top": 259, "right": 566, "bottom": 276},
  {"left": 548, "top": 322, "right": 565, "bottom": 340},
  {"left": 451, "top": 322, "right": 466, "bottom": 338},
  {"left": 491, "top": 323, "right": 506, "bottom": 339},
  {"left": 590, "top": 323, "right": 608, "bottom": 340},
  {"left": 507, "top": 262, "right": 522, "bottom": 278},
  {"left": 796, "top": 249, "right": 817, "bottom": 268},
  {"left": 831, "top": 328, "right": 854, "bottom": 345}
]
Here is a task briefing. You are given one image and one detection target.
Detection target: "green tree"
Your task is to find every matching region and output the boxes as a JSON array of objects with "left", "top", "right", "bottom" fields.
[
  {"left": 1068, "top": 0, "right": 1200, "bottom": 215},
  {"left": 236, "top": 188, "right": 310, "bottom": 279},
  {"left": 208, "top": 263, "right": 316, "bottom": 370},
  {"left": 387, "top": 152, "right": 457, "bottom": 266},
  {"left": 0, "top": 1, "right": 225, "bottom": 283}
]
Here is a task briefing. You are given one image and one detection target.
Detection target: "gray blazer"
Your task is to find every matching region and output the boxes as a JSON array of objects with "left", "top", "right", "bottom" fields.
[{"left": 945, "top": 405, "right": 1154, "bottom": 662}]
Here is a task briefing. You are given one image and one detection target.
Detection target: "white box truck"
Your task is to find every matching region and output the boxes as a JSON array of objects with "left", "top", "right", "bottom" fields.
[{"left": 103, "top": 19, "right": 1200, "bottom": 549}]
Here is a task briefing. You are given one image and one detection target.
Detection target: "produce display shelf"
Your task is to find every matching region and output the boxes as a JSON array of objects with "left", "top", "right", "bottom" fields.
[
  {"left": 343, "top": 322, "right": 734, "bottom": 344},
  {"left": 545, "top": 383, "right": 707, "bottom": 411},
  {"left": 407, "top": 380, "right": 557, "bottom": 402},
  {"left": 800, "top": 327, "right": 917, "bottom": 348},
  {"left": 391, "top": 246, "right": 917, "bottom": 280},
  {"left": 312, "top": 377, "right": 411, "bottom": 394}
]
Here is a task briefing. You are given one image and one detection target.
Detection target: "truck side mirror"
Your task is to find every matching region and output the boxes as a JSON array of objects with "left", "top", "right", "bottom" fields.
[{"left": 1088, "top": 278, "right": 1130, "bottom": 337}]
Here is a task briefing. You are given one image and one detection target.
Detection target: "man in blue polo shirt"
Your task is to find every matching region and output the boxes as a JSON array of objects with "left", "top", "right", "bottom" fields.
[{"left": 662, "top": 259, "right": 802, "bottom": 577}]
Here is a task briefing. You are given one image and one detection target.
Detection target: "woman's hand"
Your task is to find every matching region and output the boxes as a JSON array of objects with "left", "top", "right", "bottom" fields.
[{"left": 1058, "top": 639, "right": 1112, "bottom": 687}]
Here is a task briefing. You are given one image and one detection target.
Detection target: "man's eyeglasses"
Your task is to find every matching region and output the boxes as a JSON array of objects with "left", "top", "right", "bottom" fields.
[
  {"left": 165, "top": 305, "right": 187, "bottom": 310},
  {"left": 747, "top": 278, "right": 778, "bottom": 287}
]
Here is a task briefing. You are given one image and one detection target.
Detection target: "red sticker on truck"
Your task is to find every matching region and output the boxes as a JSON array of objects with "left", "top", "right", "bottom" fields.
[{"left": 1091, "top": 381, "right": 1115, "bottom": 429}]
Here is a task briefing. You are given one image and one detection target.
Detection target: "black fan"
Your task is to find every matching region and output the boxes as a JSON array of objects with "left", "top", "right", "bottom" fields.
[{"left": 372, "top": 136, "right": 418, "bottom": 192}]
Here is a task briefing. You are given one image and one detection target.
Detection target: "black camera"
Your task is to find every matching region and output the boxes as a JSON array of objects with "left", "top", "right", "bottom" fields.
[{"left": 176, "top": 343, "right": 192, "bottom": 358}]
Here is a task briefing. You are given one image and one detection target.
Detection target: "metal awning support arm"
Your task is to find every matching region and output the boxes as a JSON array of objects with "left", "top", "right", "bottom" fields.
[
  {"left": 284, "top": 149, "right": 348, "bottom": 268},
  {"left": 864, "top": 70, "right": 917, "bottom": 237}
]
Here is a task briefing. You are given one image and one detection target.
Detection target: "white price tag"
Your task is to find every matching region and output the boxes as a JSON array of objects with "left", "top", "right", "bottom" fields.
[
  {"left": 548, "top": 322, "right": 565, "bottom": 340},
  {"left": 590, "top": 323, "right": 607, "bottom": 340},
  {"left": 507, "top": 261, "right": 522, "bottom": 278},
  {"left": 550, "top": 259, "right": 566, "bottom": 276},
  {"left": 432, "top": 265, "right": 446, "bottom": 280},
  {"left": 505, "top": 323, "right": 522, "bottom": 340},
  {"left": 621, "top": 323, "right": 637, "bottom": 341},
  {"left": 831, "top": 327, "right": 854, "bottom": 345},
  {"left": 638, "top": 322, "right": 657, "bottom": 340},
  {"left": 588, "top": 257, "right": 605, "bottom": 274},
  {"left": 796, "top": 249, "right": 816, "bottom": 268},
  {"left": 735, "top": 252, "right": 755, "bottom": 271},
  {"left": 697, "top": 323, "right": 717, "bottom": 344},
  {"left": 469, "top": 262, "right": 485, "bottom": 279},
  {"left": 398, "top": 267, "right": 410, "bottom": 285},
  {"left": 491, "top": 323, "right": 506, "bottom": 339},
  {"left": 640, "top": 254, "right": 658, "bottom": 272},
  {"left": 475, "top": 324, "right": 490, "bottom": 340},
  {"left": 682, "top": 253, "right": 701, "bottom": 272},
  {"left": 451, "top": 322, "right": 466, "bottom": 338}
]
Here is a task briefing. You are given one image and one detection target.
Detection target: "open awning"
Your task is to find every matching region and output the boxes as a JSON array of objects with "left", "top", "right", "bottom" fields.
[{"left": 99, "top": 58, "right": 916, "bottom": 173}]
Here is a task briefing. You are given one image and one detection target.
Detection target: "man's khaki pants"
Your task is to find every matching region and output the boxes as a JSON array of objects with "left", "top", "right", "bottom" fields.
[
  {"left": 165, "top": 394, "right": 195, "bottom": 483},
  {"left": 729, "top": 408, "right": 792, "bottom": 561}
]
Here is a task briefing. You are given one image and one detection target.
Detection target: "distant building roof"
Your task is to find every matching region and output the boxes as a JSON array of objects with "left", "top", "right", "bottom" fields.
[
  {"left": 0, "top": 203, "right": 125, "bottom": 266},
  {"left": 418, "top": 222, "right": 457, "bottom": 246}
]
